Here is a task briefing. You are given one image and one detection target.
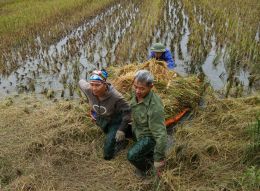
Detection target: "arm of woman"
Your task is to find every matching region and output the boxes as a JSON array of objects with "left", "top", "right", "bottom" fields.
[{"left": 116, "top": 97, "right": 131, "bottom": 132}]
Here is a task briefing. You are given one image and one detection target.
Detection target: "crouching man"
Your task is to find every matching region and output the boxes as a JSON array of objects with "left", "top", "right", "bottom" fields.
[
  {"left": 127, "top": 70, "right": 167, "bottom": 177},
  {"left": 79, "top": 69, "right": 131, "bottom": 160}
]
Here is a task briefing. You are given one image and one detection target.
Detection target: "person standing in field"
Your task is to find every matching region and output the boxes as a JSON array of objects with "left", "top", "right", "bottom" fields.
[
  {"left": 148, "top": 42, "right": 175, "bottom": 69},
  {"left": 127, "top": 70, "right": 167, "bottom": 177},
  {"left": 79, "top": 69, "right": 131, "bottom": 160}
]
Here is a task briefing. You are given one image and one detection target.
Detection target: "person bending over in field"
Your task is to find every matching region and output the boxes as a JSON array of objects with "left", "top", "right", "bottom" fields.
[
  {"left": 148, "top": 42, "right": 175, "bottom": 69},
  {"left": 127, "top": 70, "right": 167, "bottom": 177},
  {"left": 79, "top": 69, "right": 131, "bottom": 160}
]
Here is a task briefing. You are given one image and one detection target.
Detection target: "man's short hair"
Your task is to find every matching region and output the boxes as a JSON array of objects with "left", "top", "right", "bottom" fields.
[{"left": 134, "top": 70, "right": 154, "bottom": 86}]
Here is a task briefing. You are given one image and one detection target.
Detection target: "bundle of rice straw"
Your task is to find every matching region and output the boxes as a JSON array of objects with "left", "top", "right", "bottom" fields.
[{"left": 110, "top": 59, "right": 202, "bottom": 118}]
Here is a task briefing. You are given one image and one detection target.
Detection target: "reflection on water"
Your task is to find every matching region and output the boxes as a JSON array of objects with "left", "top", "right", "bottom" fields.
[
  {"left": 202, "top": 37, "right": 249, "bottom": 90},
  {"left": 0, "top": 0, "right": 251, "bottom": 98},
  {"left": 0, "top": 2, "right": 139, "bottom": 98}
]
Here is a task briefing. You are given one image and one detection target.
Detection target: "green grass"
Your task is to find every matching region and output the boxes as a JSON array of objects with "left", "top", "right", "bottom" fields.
[
  {"left": 0, "top": 0, "right": 117, "bottom": 72},
  {"left": 0, "top": 0, "right": 116, "bottom": 37},
  {"left": 1, "top": 0, "right": 93, "bottom": 34},
  {"left": 240, "top": 166, "right": 260, "bottom": 190},
  {"left": 243, "top": 117, "right": 260, "bottom": 166}
]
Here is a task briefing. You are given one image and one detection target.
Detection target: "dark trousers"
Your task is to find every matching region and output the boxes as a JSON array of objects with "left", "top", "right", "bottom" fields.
[
  {"left": 103, "top": 124, "right": 118, "bottom": 160},
  {"left": 96, "top": 115, "right": 132, "bottom": 160},
  {"left": 96, "top": 116, "right": 119, "bottom": 160},
  {"left": 127, "top": 137, "right": 156, "bottom": 172}
]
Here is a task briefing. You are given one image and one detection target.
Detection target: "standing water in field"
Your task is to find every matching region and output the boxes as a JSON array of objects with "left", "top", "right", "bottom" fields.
[
  {"left": 151, "top": 0, "right": 250, "bottom": 91},
  {"left": 0, "top": 2, "right": 140, "bottom": 98},
  {"left": 0, "top": 0, "right": 252, "bottom": 98}
]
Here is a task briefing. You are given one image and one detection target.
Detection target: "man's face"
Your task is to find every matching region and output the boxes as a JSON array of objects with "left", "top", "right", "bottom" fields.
[
  {"left": 154, "top": 52, "right": 163, "bottom": 59},
  {"left": 133, "top": 79, "right": 153, "bottom": 100},
  {"left": 90, "top": 81, "right": 107, "bottom": 97}
]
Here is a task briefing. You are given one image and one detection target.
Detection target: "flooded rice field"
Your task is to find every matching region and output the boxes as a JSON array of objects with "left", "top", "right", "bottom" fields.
[{"left": 0, "top": 0, "right": 255, "bottom": 98}]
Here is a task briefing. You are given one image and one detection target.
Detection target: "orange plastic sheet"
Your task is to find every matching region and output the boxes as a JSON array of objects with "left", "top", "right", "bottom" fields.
[{"left": 164, "top": 108, "right": 190, "bottom": 127}]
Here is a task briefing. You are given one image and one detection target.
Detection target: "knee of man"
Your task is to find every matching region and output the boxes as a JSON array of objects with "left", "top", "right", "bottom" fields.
[
  {"left": 104, "top": 149, "right": 114, "bottom": 160},
  {"left": 104, "top": 155, "right": 113, "bottom": 160},
  {"left": 127, "top": 149, "right": 136, "bottom": 162}
]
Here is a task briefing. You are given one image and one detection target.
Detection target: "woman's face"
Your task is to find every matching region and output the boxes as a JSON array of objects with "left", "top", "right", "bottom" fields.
[{"left": 90, "top": 81, "right": 107, "bottom": 97}]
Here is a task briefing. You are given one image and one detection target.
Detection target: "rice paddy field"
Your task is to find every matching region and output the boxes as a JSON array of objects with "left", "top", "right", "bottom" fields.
[
  {"left": 0, "top": 0, "right": 260, "bottom": 190},
  {"left": 0, "top": 0, "right": 259, "bottom": 98}
]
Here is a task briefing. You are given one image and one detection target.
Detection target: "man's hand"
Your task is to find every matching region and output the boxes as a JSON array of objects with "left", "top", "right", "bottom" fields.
[
  {"left": 154, "top": 160, "right": 165, "bottom": 177},
  {"left": 115, "top": 130, "right": 125, "bottom": 142}
]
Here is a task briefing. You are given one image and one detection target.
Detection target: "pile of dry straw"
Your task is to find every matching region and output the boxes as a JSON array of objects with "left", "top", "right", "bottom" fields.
[{"left": 109, "top": 59, "right": 203, "bottom": 118}]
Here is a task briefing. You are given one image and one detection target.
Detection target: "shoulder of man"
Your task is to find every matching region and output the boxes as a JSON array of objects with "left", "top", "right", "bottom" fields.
[
  {"left": 79, "top": 79, "right": 91, "bottom": 92},
  {"left": 149, "top": 91, "right": 164, "bottom": 110}
]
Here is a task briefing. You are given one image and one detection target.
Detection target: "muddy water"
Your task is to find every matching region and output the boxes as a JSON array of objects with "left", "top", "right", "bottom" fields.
[
  {"left": 152, "top": 0, "right": 250, "bottom": 90},
  {"left": 0, "top": 2, "right": 139, "bottom": 98},
  {"left": 0, "top": 0, "right": 251, "bottom": 98}
]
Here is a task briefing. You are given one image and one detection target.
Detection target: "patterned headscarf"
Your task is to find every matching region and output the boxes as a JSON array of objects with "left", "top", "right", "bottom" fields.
[{"left": 89, "top": 69, "right": 108, "bottom": 82}]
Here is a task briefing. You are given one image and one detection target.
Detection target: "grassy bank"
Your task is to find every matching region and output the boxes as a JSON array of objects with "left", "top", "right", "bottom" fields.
[
  {"left": 0, "top": 95, "right": 146, "bottom": 191},
  {"left": 0, "top": 0, "right": 117, "bottom": 73},
  {"left": 0, "top": 92, "right": 259, "bottom": 190},
  {"left": 160, "top": 92, "right": 260, "bottom": 190}
]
